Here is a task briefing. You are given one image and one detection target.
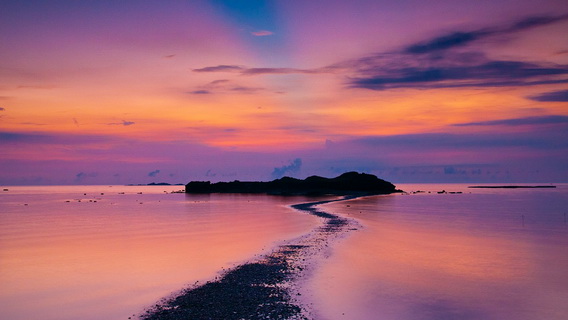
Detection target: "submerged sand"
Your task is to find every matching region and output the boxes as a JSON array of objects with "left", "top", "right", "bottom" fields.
[{"left": 139, "top": 196, "right": 361, "bottom": 320}]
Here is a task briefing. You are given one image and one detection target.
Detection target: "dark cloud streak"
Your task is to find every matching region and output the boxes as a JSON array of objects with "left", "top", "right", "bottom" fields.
[
  {"left": 107, "top": 120, "right": 135, "bottom": 126},
  {"left": 241, "top": 67, "right": 321, "bottom": 75},
  {"left": 404, "top": 14, "right": 568, "bottom": 54},
  {"left": 350, "top": 59, "right": 568, "bottom": 90},
  {"left": 528, "top": 89, "right": 568, "bottom": 102},
  {"left": 192, "top": 65, "right": 330, "bottom": 76},
  {"left": 192, "top": 65, "right": 244, "bottom": 73},
  {"left": 188, "top": 79, "right": 265, "bottom": 95},
  {"left": 230, "top": 86, "right": 264, "bottom": 93},
  {"left": 345, "top": 13, "right": 568, "bottom": 90},
  {"left": 271, "top": 158, "right": 302, "bottom": 179},
  {"left": 188, "top": 90, "right": 211, "bottom": 94},
  {"left": 355, "top": 129, "right": 568, "bottom": 150},
  {"left": 404, "top": 31, "right": 489, "bottom": 54},
  {"left": 453, "top": 115, "right": 568, "bottom": 126},
  {"left": 0, "top": 131, "right": 112, "bottom": 145},
  {"left": 507, "top": 14, "right": 568, "bottom": 32}
]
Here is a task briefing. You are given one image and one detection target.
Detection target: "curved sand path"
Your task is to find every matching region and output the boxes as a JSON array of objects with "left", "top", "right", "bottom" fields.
[{"left": 139, "top": 196, "right": 362, "bottom": 320}]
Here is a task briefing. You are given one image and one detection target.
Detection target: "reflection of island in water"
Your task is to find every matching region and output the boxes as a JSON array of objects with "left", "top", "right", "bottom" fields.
[
  {"left": 469, "top": 185, "right": 556, "bottom": 189},
  {"left": 186, "top": 171, "right": 400, "bottom": 195}
]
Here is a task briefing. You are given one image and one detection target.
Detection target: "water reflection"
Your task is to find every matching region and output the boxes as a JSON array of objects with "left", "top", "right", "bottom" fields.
[
  {"left": 309, "top": 184, "right": 568, "bottom": 320},
  {"left": 0, "top": 187, "right": 319, "bottom": 320}
]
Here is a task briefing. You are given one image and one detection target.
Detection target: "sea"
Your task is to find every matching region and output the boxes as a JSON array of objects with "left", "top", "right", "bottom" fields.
[{"left": 1, "top": 183, "right": 567, "bottom": 320}]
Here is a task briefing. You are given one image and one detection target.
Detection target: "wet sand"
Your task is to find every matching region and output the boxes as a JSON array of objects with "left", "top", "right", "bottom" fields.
[{"left": 139, "top": 196, "right": 361, "bottom": 320}]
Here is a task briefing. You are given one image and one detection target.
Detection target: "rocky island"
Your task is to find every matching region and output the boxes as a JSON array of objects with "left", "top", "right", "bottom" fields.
[{"left": 185, "top": 171, "right": 399, "bottom": 195}]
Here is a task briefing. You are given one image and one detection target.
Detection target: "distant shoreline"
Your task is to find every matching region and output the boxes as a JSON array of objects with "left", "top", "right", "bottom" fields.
[{"left": 468, "top": 185, "right": 556, "bottom": 189}]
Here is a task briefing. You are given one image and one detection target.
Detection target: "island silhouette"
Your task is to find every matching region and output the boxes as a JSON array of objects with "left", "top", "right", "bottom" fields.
[{"left": 185, "top": 171, "right": 399, "bottom": 195}]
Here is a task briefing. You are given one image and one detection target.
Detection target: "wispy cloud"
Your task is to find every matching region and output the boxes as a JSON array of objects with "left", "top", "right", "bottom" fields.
[
  {"left": 528, "top": 89, "right": 568, "bottom": 102},
  {"left": 148, "top": 169, "right": 160, "bottom": 177},
  {"left": 209, "top": 79, "right": 230, "bottom": 85},
  {"left": 404, "top": 14, "right": 568, "bottom": 54},
  {"left": 242, "top": 67, "right": 321, "bottom": 75},
  {"left": 404, "top": 31, "right": 489, "bottom": 55},
  {"left": 271, "top": 158, "right": 302, "bottom": 179},
  {"left": 341, "top": 14, "right": 568, "bottom": 90},
  {"left": 108, "top": 120, "right": 135, "bottom": 126},
  {"left": 453, "top": 115, "right": 568, "bottom": 127},
  {"left": 506, "top": 14, "right": 568, "bottom": 32},
  {"left": 0, "top": 131, "right": 111, "bottom": 145},
  {"left": 188, "top": 90, "right": 211, "bottom": 94},
  {"left": 229, "top": 86, "right": 264, "bottom": 94},
  {"left": 192, "top": 65, "right": 331, "bottom": 76},
  {"left": 19, "top": 122, "right": 47, "bottom": 126},
  {"left": 16, "top": 85, "right": 57, "bottom": 90},
  {"left": 188, "top": 79, "right": 265, "bottom": 95},
  {"left": 75, "top": 172, "right": 98, "bottom": 182},
  {"left": 191, "top": 14, "right": 568, "bottom": 92},
  {"left": 251, "top": 30, "right": 273, "bottom": 36},
  {"left": 349, "top": 55, "right": 568, "bottom": 90},
  {"left": 353, "top": 129, "right": 568, "bottom": 150},
  {"left": 192, "top": 65, "right": 245, "bottom": 73}
]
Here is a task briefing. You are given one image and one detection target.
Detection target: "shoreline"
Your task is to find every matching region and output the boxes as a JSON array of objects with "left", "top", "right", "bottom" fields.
[
  {"left": 468, "top": 185, "right": 556, "bottom": 189},
  {"left": 139, "top": 195, "right": 363, "bottom": 320}
]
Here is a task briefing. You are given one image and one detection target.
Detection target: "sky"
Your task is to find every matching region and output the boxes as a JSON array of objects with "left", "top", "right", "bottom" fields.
[{"left": 1, "top": 0, "right": 567, "bottom": 185}]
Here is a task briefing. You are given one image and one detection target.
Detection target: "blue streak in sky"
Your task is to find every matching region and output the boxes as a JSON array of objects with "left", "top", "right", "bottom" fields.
[
  {"left": 211, "top": 0, "right": 288, "bottom": 63},
  {"left": 212, "top": 0, "right": 277, "bottom": 31}
]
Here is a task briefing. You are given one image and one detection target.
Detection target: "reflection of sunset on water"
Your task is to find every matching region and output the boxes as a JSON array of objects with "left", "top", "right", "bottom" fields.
[
  {"left": 309, "top": 185, "right": 568, "bottom": 320},
  {"left": 0, "top": 187, "right": 319, "bottom": 320},
  {"left": 353, "top": 225, "right": 532, "bottom": 282}
]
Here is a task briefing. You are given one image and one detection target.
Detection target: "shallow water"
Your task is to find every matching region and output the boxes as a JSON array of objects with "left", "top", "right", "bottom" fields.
[
  {"left": 0, "top": 186, "right": 320, "bottom": 320},
  {"left": 310, "top": 183, "right": 568, "bottom": 320}
]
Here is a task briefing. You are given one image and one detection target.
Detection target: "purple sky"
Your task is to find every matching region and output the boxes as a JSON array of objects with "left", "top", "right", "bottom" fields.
[{"left": 1, "top": 0, "right": 567, "bottom": 185}]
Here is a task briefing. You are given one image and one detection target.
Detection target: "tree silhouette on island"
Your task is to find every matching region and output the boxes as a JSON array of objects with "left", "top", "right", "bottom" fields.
[{"left": 186, "top": 171, "right": 399, "bottom": 196}]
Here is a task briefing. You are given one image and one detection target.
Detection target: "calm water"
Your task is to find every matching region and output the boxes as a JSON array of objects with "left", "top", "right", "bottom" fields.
[
  {"left": 2, "top": 184, "right": 567, "bottom": 320},
  {"left": 0, "top": 186, "right": 320, "bottom": 320},
  {"left": 310, "top": 183, "right": 568, "bottom": 320}
]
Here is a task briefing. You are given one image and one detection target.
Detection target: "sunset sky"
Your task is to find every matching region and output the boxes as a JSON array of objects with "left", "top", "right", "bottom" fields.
[{"left": 1, "top": 0, "right": 567, "bottom": 185}]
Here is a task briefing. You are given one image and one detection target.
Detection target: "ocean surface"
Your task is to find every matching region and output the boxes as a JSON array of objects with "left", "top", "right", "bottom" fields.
[
  {"left": 1, "top": 183, "right": 567, "bottom": 320},
  {"left": 0, "top": 186, "right": 320, "bottom": 320},
  {"left": 310, "top": 183, "right": 568, "bottom": 320}
]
